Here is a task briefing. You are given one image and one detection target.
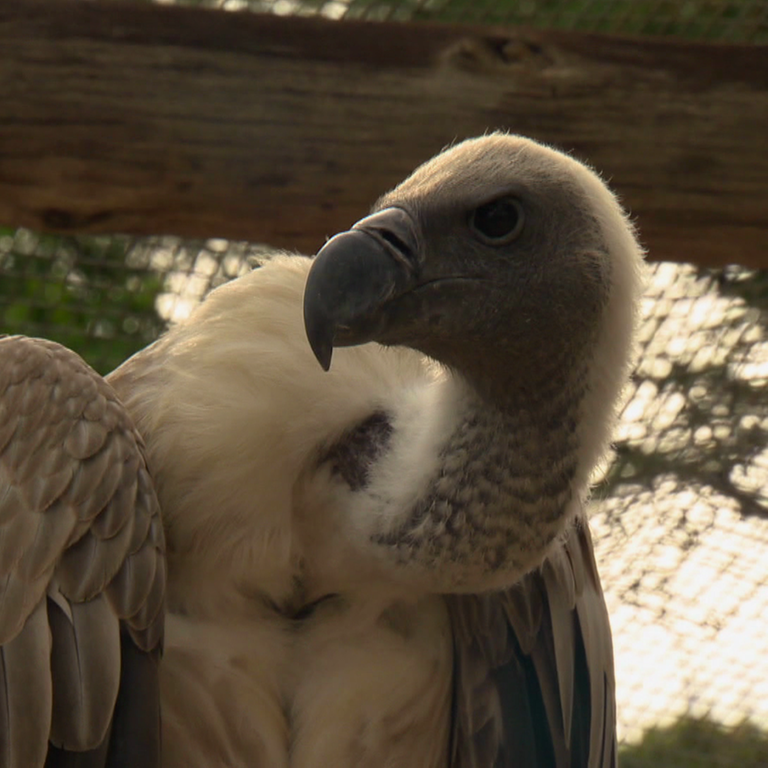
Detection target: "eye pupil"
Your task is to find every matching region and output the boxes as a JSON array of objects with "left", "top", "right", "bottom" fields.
[{"left": 471, "top": 197, "right": 524, "bottom": 243}]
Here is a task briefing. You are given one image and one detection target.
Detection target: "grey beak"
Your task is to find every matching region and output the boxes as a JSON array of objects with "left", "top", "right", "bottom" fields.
[{"left": 303, "top": 208, "right": 420, "bottom": 371}]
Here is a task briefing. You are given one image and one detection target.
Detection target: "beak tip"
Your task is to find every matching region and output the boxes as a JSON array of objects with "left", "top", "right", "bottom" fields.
[
  {"left": 314, "top": 344, "right": 333, "bottom": 372},
  {"left": 304, "top": 303, "right": 334, "bottom": 372},
  {"left": 306, "top": 331, "right": 333, "bottom": 371}
]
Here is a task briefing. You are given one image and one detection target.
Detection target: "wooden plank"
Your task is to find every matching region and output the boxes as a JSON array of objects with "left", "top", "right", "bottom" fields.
[{"left": 0, "top": 0, "right": 766, "bottom": 267}]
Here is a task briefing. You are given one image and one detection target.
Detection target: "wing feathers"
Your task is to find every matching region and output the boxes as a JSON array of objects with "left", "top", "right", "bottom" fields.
[
  {"left": 90, "top": 457, "right": 139, "bottom": 540},
  {"left": 501, "top": 583, "right": 543, "bottom": 656},
  {"left": 48, "top": 596, "right": 120, "bottom": 751},
  {"left": 0, "top": 598, "right": 52, "bottom": 768},
  {"left": 570, "top": 521, "right": 616, "bottom": 768},
  {"left": 65, "top": 420, "right": 109, "bottom": 464},
  {"left": 106, "top": 543, "right": 157, "bottom": 622},
  {"left": 103, "top": 633, "right": 161, "bottom": 768},
  {"left": 541, "top": 550, "right": 576, "bottom": 747},
  {"left": 121, "top": 551, "right": 165, "bottom": 652},
  {"left": 57, "top": 514, "right": 135, "bottom": 604},
  {"left": 449, "top": 518, "right": 616, "bottom": 768},
  {"left": 0, "top": 571, "right": 47, "bottom": 646},
  {"left": 24, "top": 464, "right": 74, "bottom": 515},
  {"left": 0, "top": 336, "right": 165, "bottom": 766},
  {"left": 65, "top": 449, "right": 123, "bottom": 522},
  {"left": 18, "top": 502, "right": 75, "bottom": 585},
  {"left": 0, "top": 504, "right": 40, "bottom": 576}
]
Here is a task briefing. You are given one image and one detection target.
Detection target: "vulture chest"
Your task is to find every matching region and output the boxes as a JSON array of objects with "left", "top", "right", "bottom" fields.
[
  {"left": 158, "top": 593, "right": 452, "bottom": 767},
  {"left": 157, "top": 412, "right": 453, "bottom": 768}
]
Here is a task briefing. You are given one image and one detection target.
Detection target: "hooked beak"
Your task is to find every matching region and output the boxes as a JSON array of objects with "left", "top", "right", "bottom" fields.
[{"left": 303, "top": 207, "right": 420, "bottom": 371}]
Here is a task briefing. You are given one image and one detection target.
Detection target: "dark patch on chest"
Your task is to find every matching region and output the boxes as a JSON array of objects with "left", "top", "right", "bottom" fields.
[
  {"left": 290, "top": 593, "right": 340, "bottom": 621},
  {"left": 319, "top": 411, "right": 393, "bottom": 491}
]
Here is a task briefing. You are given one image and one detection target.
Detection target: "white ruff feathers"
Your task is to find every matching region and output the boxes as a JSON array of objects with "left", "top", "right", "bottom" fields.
[{"left": 109, "top": 255, "right": 454, "bottom": 768}]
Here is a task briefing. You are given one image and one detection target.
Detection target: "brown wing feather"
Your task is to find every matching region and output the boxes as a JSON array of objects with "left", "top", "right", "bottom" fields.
[
  {"left": 0, "top": 336, "right": 165, "bottom": 768},
  {"left": 448, "top": 516, "right": 616, "bottom": 768}
]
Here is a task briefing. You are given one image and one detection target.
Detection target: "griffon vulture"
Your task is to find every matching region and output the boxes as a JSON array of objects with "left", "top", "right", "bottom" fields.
[{"left": 0, "top": 134, "right": 644, "bottom": 767}]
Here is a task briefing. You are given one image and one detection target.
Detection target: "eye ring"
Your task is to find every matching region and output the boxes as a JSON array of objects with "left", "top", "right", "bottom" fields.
[{"left": 469, "top": 197, "right": 525, "bottom": 245}]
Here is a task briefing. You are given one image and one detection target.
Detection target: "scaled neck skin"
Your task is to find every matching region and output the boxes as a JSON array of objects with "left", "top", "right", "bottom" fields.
[{"left": 314, "top": 340, "right": 594, "bottom": 597}]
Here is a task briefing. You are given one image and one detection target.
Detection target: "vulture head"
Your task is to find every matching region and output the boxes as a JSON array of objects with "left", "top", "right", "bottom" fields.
[
  {"left": 107, "top": 133, "right": 644, "bottom": 599},
  {"left": 305, "top": 133, "right": 644, "bottom": 493}
]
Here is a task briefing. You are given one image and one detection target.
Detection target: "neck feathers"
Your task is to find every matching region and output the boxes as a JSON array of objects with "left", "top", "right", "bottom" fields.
[{"left": 322, "top": 367, "right": 589, "bottom": 594}]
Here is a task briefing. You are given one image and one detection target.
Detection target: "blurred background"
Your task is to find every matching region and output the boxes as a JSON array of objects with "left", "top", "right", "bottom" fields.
[{"left": 2, "top": 1, "right": 767, "bottom": 766}]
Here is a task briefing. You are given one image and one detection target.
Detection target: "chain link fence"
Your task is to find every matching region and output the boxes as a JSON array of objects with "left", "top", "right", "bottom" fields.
[
  {"left": 2, "top": 0, "right": 767, "bottom": 765},
  {"left": 152, "top": 0, "right": 768, "bottom": 42}
]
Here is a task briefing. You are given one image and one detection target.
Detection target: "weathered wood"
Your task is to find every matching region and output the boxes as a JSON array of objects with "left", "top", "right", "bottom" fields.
[{"left": 0, "top": 0, "right": 766, "bottom": 267}]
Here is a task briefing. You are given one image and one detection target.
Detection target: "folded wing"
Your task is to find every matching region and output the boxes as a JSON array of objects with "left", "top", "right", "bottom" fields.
[
  {"left": 449, "top": 517, "right": 616, "bottom": 768},
  {"left": 0, "top": 336, "right": 165, "bottom": 768}
]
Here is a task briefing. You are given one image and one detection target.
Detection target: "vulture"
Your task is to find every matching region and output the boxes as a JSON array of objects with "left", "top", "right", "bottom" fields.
[{"left": 0, "top": 133, "right": 644, "bottom": 768}]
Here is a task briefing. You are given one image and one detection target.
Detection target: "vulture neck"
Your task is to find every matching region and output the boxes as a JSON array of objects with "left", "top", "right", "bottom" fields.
[
  {"left": 356, "top": 347, "right": 594, "bottom": 594},
  {"left": 430, "top": 326, "right": 593, "bottom": 434},
  {"left": 421, "top": 325, "right": 593, "bottom": 418},
  {"left": 443, "top": 346, "right": 589, "bottom": 498}
]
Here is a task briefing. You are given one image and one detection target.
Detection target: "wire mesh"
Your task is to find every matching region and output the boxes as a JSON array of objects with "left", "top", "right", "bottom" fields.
[
  {"left": 592, "top": 264, "right": 768, "bottom": 762},
  {"left": 155, "top": 0, "right": 768, "bottom": 42},
  {"left": 2, "top": 0, "right": 768, "bottom": 765}
]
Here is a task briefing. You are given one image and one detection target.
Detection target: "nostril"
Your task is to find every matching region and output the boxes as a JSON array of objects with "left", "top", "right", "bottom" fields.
[
  {"left": 352, "top": 208, "right": 420, "bottom": 268},
  {"left": 378, "top": 229, "right": 414, "bottom": 260}
]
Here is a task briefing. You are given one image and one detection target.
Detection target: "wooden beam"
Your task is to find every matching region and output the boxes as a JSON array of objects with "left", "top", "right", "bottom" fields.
[{"left": 1, "top": 0, "right": 766, "bottom": 268}]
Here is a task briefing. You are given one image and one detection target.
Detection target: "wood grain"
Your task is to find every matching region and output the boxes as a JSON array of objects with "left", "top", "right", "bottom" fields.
[{"left": 0, "top": 0, "right": 766, "bottom": 266}]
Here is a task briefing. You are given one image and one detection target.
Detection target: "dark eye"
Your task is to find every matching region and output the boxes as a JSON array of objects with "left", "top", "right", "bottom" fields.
[{"left": 470, "top": 197, "right": 525, "bottom": 244}]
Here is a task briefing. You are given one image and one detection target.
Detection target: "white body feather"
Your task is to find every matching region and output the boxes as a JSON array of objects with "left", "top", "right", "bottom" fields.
[{"left": 110, "top": 256, "right": 455, "bottom": 767}]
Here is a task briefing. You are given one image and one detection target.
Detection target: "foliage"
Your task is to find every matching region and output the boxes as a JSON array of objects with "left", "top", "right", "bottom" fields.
[
  {"left": 407, "top": 0, "right": 765, "bottom": 43},
  {"left": 136, "top": 0, "right": 768, "bottom": 43},
  {"left": 620, "top": 716, "right": 768, "bottom": 768},
  {"left": 0, "top": 228, "right": 163, "bottom": 374}
]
